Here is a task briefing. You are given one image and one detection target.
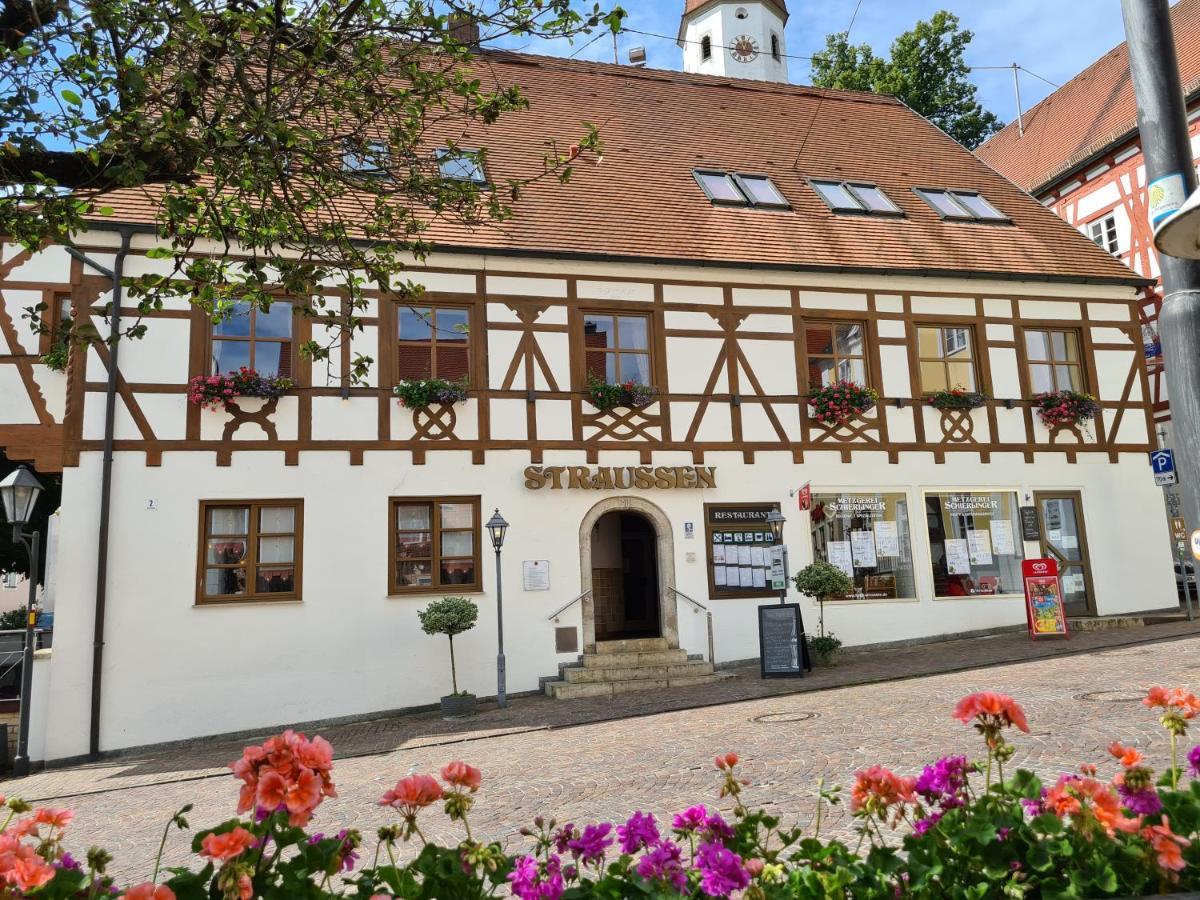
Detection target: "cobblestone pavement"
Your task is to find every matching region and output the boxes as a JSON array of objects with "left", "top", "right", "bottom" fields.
[{"left": 10, "top": 623, "right": 1200, "bottom": 881}]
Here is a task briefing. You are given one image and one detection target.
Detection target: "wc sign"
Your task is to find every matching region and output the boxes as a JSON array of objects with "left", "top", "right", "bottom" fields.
[{"left": 1150, "top": 449, "right": 1178, "bottom": 487}]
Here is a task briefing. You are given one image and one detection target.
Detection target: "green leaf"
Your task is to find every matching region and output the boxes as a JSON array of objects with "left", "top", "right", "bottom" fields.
[{"left": 60, "top": 89, "right": 82, "bottom": 105}]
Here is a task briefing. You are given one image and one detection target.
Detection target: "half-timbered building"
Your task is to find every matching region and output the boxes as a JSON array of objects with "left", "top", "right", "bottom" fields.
[{"left": 0, "top": 0, "right": 1178, "bottom": 763}]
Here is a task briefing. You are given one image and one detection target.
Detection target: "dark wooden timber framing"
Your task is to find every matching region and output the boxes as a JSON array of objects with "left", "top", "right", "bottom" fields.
[{"left": 0, "top": 253, "right": 1156, "bottom": 471}]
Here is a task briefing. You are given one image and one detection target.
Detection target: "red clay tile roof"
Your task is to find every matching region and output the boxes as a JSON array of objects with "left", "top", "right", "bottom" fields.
[
  {"left": 96, "top": 51, "right": 1144, "bottom": 285},
  {"left": 684, "top": 0, "right": 788, "bottom": 20},
  {"left": 977, "top": 0, "right": 1200, "bottom": 194}
]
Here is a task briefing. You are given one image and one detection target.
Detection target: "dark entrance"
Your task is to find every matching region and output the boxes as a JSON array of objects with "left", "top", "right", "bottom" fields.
[{"left": 591, "top": 511, "right": 660, "bottom": 641}]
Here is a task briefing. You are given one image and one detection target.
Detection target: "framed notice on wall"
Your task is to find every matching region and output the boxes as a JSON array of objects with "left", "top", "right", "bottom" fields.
[
  {"left": 705, "top": 502, "right": 782, "bottom": 599},
  {"left": 1022, "top": 558, "right": 1069, "bottom": 640}
]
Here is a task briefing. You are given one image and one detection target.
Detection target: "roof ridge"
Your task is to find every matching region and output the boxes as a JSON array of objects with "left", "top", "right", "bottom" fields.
[{"left": 473, "top": 48, "right": 903, "bottom": 107}]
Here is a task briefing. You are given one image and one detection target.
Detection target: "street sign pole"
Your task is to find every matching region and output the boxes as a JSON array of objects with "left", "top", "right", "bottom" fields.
[{"left": 1123, "top": 0, "right": 1200, "bottom": 548}]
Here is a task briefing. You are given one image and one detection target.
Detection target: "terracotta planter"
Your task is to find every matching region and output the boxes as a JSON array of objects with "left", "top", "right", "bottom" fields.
[{"left": 440, "top": 694, "right": 477, "bottom": 719}]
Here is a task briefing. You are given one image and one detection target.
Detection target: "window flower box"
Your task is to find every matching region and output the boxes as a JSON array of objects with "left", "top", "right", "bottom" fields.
[
  {"left": 187, "top": 368, "right": 294, "bottom": 411},
  {"left": 393, "top": 377, "right": 469, "bottom": 408},
  {"left": 1032, "top": 390, "right": 1100, "bottom": 428},
  {"left": 807, "top": 380, "right": 878, "bottom": 426},
  {"left": 927, "top": 387, "right": 988, "bottom": 411},
  {"left": 585, "top": 373, "right": 654, "bottom": 411}
]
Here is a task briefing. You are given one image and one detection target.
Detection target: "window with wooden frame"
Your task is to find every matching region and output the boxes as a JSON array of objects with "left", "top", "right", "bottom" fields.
[
  {"left": 916, "top": 324, "right": 978, "bottom": 393},
  {"left": 38, "top": 291, "right": 72, "bottom": 355},
  {"left": 582, "top": 312, "right": 651, "bottom": 384},
  {"left": 397, "top": 305, "right": 470, "bottom": 381},
  {"left": 805, "top": 321, "right": 869, "bottom": 387},
  {"left": 1024, "top": 328, "right": 1085, "bottom": 393},
  {"left": 198, "top": 500, "right": 302, "bottom": 604},
  {"left": 210, "top": 301, "right": 293, "bottom": 378},
  {"left": 389, "top": 497, "right": 481, "bottom": 593}
]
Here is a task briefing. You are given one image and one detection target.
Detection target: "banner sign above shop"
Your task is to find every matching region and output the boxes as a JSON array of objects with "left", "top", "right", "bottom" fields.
[{"left": 524, "top": 465, "right": 717, "bottom": 491}]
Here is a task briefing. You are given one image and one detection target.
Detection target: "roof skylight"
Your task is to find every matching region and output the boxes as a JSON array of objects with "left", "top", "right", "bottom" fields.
[
  {"left": 437, "top": 147, "right": 487, "bottom": 184},
  {"left": 693, "top": 169, "right": 791, "bottom": 210},
  {"left": 915, "top": 188, "right": 1009, "bottom": 223},
  {"left": 810, "top": 180, "right": 903, "bottom": 216}
]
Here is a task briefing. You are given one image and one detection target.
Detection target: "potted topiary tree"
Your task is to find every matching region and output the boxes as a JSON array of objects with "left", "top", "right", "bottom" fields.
[
  {"left": 793, "top": 561, "right": 854, "bottom": 665},
  {"left": 417, "top": 596, "right": 479, "bottom": 718}
]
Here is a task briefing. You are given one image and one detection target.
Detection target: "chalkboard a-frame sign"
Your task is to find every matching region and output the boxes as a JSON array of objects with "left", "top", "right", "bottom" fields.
[{"left": 758, "top": 603, "right": 812, "bottom": 678}]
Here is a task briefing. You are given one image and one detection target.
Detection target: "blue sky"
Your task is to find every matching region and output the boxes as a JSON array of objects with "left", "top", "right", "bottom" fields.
[{"left": 491, "top": 1, "right": 1134, "bottom": 126}]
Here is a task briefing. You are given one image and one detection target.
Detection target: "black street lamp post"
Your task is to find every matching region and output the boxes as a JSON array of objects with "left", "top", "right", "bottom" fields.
[
  {"left": 0, "top": 466, "right": 45, "bottom": 777},
  {"left": 485, "top": 508, "right": 510, "bottom": 709},
  {"left": 766, "top": 508, "right": 789, "bottom": 605}
]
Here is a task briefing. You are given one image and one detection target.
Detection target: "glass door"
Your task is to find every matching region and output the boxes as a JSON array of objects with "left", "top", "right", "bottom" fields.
[{"left": 1034, "top": 491, "right": 1095, "bottom": 617}]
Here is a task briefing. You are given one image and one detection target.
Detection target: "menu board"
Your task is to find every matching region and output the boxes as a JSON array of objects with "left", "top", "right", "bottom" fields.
[
  {"left": 757, "top": 603, "right": 811, "bottom": 677},
  {"left": 706, "top": 504, "right": 781, "bottom": 598}
]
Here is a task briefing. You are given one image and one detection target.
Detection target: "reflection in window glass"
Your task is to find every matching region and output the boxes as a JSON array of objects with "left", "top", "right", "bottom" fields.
[
  {"left": 695, "top": 171, "right": 746, "bottom": 204},
  {"left": 391, "top": 498, "right": 479, "bottom": 593},
  {"left": 810, "top": 493, "right": 916, "bottom": 598},
  {"left": 736, "top": 175, "right": 789, "bottom": 208},
  {"left": 200, "top": 501, "right": 299, "bottom": 602},
  {"left": 806, "top": 322, "right": 869, "bottom": 389},
  {"left": 925, "top": 492, "right": 1024, "bottom": 597},
  {"left": 917, "top": 325, "right": 977, "bottom": 393},
  {"left": 1024, "top": 329, "right": 1083, "bottom": 392},
  {"left": 584, "top": 313, "right": 652, "bottom": 385},
  {"left": 437, "top": 148, "right": 485, "bottom": 183},
  {"left": 397, "top": 306, "right": 470, "bottom": 381},
  {"left": 210, "top": 302, "right": 293, "bottom": 378},
  {"left": 812, "top": 180, "right": 860, "bottom": 211}
]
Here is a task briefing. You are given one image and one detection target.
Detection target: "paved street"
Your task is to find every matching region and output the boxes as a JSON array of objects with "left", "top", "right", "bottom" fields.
[{"left": 9, "top": 627, "right": 1200, "bottom": 882}]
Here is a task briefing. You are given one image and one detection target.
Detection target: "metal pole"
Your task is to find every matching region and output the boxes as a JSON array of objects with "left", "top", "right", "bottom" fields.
[
  {"left": 13, "top": 529, "right": 39, "bottom": 777},
  {"left": 1185, "top": 558, "right": 1196, "bottom": 620},
  {"left": 1011, "top": 64, "right": 1024, "bottom": 137},
  {"left": 779, "top": 544, "right": 790, "bottom": 605},
  {"left": 1123, "top": 0, "right": 1200, "bottom": 545},
  {"left": 495, "top": 547, "right": 507, "bottom": 708}
]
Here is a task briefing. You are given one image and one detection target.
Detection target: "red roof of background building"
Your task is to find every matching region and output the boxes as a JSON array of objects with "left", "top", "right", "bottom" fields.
[
  {"left": 977, "top": 0, "right": 1200, "bottom": 194},
  {"left": 95, "top": 50, "right": 1142, "bottom": 285}
]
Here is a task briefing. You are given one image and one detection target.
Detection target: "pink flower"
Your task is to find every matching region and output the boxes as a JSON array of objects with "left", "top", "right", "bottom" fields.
[
  {"left": 123, "top": 884, "right": 177, "bottom": 900},
  {"left": 441, "top": 761, "right": 482, "bottom": 791},
  {"left": 199, "top": 827, "right": 256, "bottom": 862},
  {"left": 380, "top": 774, "right": 443, "bottom": 814},
  {"left": 952, "top": 692, "right": 1030, "bottom": 733}
]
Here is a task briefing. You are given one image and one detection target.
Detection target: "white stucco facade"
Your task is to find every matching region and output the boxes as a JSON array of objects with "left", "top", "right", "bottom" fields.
[{"left": 0, "top": 233, "right": 1176, "bottom": 762}]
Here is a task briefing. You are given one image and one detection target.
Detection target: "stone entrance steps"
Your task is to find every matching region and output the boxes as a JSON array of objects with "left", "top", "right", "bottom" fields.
[{"left": 543, "top": 637, "right": 729, "bottom": 700}]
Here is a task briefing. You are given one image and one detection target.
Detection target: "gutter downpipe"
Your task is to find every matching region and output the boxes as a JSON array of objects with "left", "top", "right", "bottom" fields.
[{"left": 88, "top": 228, "right": 133, "bottom": 761}]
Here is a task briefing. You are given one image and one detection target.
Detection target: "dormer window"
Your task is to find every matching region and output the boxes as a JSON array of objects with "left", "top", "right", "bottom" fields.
[
  {"left": 810, "top": 180, "right": 902, "bottom": 216},
  {"left": 694, "top": 170, "right": 790, "bottom": 209},
  {"left": 915, "top": 188, "right": 1009, "bottom": 223},
  {"left": 437, "top": 147, "right": 487, "bottom": 184},
  {"left": 700, "top": 35, "right": 712, "bottom": 60}
]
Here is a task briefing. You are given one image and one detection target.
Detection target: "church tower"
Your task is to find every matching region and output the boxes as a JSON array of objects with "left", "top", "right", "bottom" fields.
[{"left": 678, "top": 0, "right": 789, "bottom": 83}]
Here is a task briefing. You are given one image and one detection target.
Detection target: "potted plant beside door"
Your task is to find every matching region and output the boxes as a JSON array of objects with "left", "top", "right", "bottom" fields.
[{"left": 418, "top": 596, "right": 480, "bottom": 719}]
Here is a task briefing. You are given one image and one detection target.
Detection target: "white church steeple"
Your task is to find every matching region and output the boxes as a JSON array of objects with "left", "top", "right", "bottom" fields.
[{"left": 678, "top": 0, "right": 789, "bottom": 83}]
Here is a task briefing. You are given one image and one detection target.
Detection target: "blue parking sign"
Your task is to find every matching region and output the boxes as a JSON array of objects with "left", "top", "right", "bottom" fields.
[{"left": 1151, "top": 449, "right": 1178, "bottom": 486}]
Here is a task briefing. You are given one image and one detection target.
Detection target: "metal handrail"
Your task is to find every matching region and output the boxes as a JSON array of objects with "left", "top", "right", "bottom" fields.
[
  {"left": 547, "top": 589, "right": 591, "bottom": 622},
  {"left": 667, "top": 586, "right": 708, "bottom": 612},
  {"left": 667, "top": 586, "right": 715, "bottom": 665}
]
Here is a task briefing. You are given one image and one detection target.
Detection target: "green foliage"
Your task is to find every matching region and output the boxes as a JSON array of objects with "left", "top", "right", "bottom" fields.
[
  {"left": 393, "top": 377, "right": 470, "bottom": 409},
  {"left": 808, "top": 632, "right": 843, "bottom": 665},
  {"left": 0, "top": 607, "right": 26, "bottom": 630},
  {"left": 0, "top": 0, "right": 625, "bottom": 384},
  {"left": 584, "top": 372, "right": 654, "bottom": 411},
  {"left": 418, "top": 596, "right": 479, "bottom": 695},
  {"left": 417, "top": 596, "right": 479, "bottom": 639},
  {"left": 810, "top": 11, "right": 1003, "bottom": 149},
  {"left": 793, "top": 561, "right": 853, "bottom": 604},
  {"left": 928, "top": 387, "right": 989, "bottom": 410}
]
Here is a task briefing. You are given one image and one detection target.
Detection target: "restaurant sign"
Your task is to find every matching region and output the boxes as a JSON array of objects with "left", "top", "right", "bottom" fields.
[{"left": 524, "top": 465, "right": 717, "bottom": 491}]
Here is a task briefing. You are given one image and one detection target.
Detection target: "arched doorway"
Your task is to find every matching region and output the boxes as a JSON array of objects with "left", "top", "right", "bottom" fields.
[
  {"left": 578, "top": 497, "right": 678, "bottom": 652},
  {"left": 591, "top": 511, "right": 659, "bottom": 640}
]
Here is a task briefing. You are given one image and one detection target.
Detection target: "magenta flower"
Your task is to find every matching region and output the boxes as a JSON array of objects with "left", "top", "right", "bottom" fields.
[
  {"left": 695, "top": 842, "right": 750, "bottom": 897},
  {"left": 636, "top": 840, "right": 687, "bottom": 892},
  {"left": 671, "top": 804, "right": 708, "bottom": 833},
  {"left": 566, "top": 822, "right": 613, "bottom": 864},
  {"left": 912, "top": 811, "right": 943, "bottom": 836},
  {"left": 1117, "top": 782, "right": 1162, "bottom": 815},
  {"left": 617, "top": 811, "right": 659, "bottom": 854},
  {"left": 1189, "top": 744, "right": 1200, "bottom": 777},
  {"left": 508, "top": 853, "right": 564, "bottom": 900},
  {"left": 915, "top": 755, "right": 972, "bottom": 810}
]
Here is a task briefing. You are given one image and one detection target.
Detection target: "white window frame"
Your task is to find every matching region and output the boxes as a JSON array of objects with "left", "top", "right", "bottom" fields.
[{"left": 1088, "top": 214, "right": 1119, "bottom": 255}]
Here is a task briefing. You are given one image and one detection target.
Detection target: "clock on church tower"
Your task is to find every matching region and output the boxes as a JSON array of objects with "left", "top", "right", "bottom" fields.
[{"left": 677, "top": 0, "right": 789, "bottom": 83}]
